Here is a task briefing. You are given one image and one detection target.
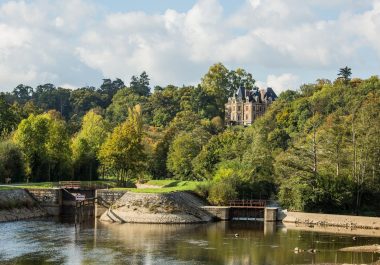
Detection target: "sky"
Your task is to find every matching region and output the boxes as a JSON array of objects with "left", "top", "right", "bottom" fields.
[{"left": 0, "top": 0, "right": 379, "bottom": 94}]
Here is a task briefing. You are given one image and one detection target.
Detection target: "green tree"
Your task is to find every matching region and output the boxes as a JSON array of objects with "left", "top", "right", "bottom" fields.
[
  {"left": 106, "top": 87, "right": 147, "bottom": 125},
  {"left": 167, "top": 128, "right": 210, "bottom": 180},
  {"left": 201, "top": 63, "right": 230, "bottom": 115},
  {"left": 228, "top": 68, "right": 255, "bottom": 94},
  {"left": 147, "top": 85, "right": 181, "bottom": 127},
  {"left": 99, "top": 105, "right": 145, "bottom": 184},
  {"left": 130, "top": 71, "right": 150, "bottom": 96},
  {"left": 0, "top": 140, "right": 25, "bottom": 183},
  {"left": 0, "top": 96, "right": 20, "bottom": 135},
  {"left": 99, "top": 78, "right": 125, "bottom": 106},
  {"left": 72, "top": 110, "right": 108, "bottom": 180},
  {"left": 338, "top": 66, "right": 352, "bottom": 85},
  {"left": 13, "top": 111, "right": 71, "bottom": 181}
]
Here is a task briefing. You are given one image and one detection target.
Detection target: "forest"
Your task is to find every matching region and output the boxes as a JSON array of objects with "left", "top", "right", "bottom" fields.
[{"left": 0, "top": 63, "right": 379, "bottom": 215}]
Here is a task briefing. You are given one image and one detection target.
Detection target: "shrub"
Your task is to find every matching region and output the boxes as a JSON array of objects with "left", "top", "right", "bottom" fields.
[
  {"left": 120, "top": 179, "right": 136, "bottom": 188},
  {"left": 195, "top": 181, "right": 212, "bottom": 199},
  {"left": 208, "top": 181, "right": 238, "bottom": 205},
  {"left": 0, "top": 140, "right": 25, "bottom": 183}
]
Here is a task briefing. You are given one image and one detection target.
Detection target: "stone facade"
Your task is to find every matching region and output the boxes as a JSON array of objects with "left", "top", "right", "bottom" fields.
[{"left": 225, "top": 87, "right": 277, "bottom": 126}]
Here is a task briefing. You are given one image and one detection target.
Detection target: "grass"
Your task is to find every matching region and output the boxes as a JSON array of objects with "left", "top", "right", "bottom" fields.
[
  {"left": 13, "top": 182, "right": 56, "bottom": 189},
  {"left": 112, "top": 180, "right": 201, "bottom": 193},
  {"left": 0, "top": 186, "right": 21, "bottom": 190},
  {"left": 1, "top": 179, "right": 202, "bottom": 193},
  {"left": 144, "top": 179, "right": 181, "bottom": 187},
  {"left": 3, "top": 180, "right": 121, "bottom": 189}
]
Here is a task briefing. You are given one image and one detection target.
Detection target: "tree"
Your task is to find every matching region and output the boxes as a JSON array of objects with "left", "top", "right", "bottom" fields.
[
  {"left": 99, "top": 78, "right": 125, "bottom": 106},
  {"left": 106, "top": 87, "right": 147, "bottom": 125},
  {"left": 130, "top": 71, "right": 150, "bottom": 96},
  {"left": 71, "top": 110, "right": 108, "bottom": 180},
  {"left": 147, "top": 85, "right": 181, "bottom": 127},
  {"left": 167, "top": 128, "right": 210, "bottom": 180},
  {"left": 13, "top": 112, "right": 71, "bottom": 181},
  {"left": 201, "top": 63, "right": 230, "bottom": 115},
  {"left": 0, "top": 96, "right": 20, "bottom": 135},
  {"left": 70, "top": 86, "right": 104, "bottom": 116},
  {"left": 227, "top": 68, "right": 255, "bottom": 95},
  {"left": 44, "top": 111, "right": 72, "bottom": 181},
  {"left": 12, "top": 84, "right": 33, "bottom": 104},
  {"left": 99, "top": 105, "right": 145, "bottom": 184},
  {"left": 0, "top": 140, "right": 25, "bottom": 183},
  {"left": 338, "top": 66, "right": 352, "bottom": 85}
]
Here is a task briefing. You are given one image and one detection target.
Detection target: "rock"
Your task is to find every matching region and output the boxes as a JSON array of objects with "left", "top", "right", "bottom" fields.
[
  {"left": 100, "top": 191, "right": 213, "bottom": 224},
  {"left": 0, "top": 189, "right": 47, "bottom": 222},
  {"left": 339, "top": 244, "right": 380, "bottom": 253}
]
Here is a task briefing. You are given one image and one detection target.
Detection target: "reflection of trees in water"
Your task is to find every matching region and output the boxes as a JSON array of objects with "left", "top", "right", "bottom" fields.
[
  {"left": 1, "top": 220, "right": 380, "bottom": 265},
  {"left": 90, "top": 221, "right": 380, "bottom": 265}
]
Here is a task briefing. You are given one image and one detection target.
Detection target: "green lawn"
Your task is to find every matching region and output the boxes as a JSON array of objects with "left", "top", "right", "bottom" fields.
[
  {"left": 0, "top": 186, "right": 21, "bottom": 190},
  {"left": 1, "top": 179, "right": 201, "bottom": 193},
  {"left": 4, "top": 180, "right": 120, "bottom": 189},
  {"left": 144, "top": 179, "right": 179, "bottom": 187},
  {"left": 112, "top": 180, "right": 201, "bottom": 193}
]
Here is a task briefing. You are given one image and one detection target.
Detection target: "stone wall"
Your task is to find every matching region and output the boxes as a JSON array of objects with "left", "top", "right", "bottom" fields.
[
  {"left": 283, "top": 211, "right": 380, "bottom": 229},
  {"left": 95, "top": 190, "right": 126, "bottom": 217},
  {"left": 27, "top": 189, "right": 62, "bottom": 216},
  {"left": 0, "top": 189, "right": 47, "bottom": 222},
  {"left": 100, "top": 191, "right": 214, "bottom": 223},
  {"left": 201, "top": 206, "right": 230, "bottom": 220}
]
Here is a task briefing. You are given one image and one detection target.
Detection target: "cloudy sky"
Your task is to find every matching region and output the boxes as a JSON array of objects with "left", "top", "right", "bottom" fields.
[{"left": 0, "top": 0, "right": 379, "bottom": 93}]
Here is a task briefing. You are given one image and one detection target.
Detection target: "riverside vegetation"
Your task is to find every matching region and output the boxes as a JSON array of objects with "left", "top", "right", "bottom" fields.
[{"left": 0, "top": 64, "right": 379, "bottom": 215}]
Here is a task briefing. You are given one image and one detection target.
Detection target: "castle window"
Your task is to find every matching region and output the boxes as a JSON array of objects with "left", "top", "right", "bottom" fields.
[
  {"left": 245, "top": 114, "right": 248, "bottom": 120},
  {"left": 238, "top": 106, "right": 241, "bottom": 111}
]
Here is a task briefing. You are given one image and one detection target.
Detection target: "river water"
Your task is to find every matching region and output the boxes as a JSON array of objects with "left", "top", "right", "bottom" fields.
[{"left": 0, "top": 219, "right": 379, "bottom": 265}]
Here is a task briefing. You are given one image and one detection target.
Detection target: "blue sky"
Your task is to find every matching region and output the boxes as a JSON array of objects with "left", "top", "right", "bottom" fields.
[{"left": 0, "top": 0, "right": 379, "bottom": 93}]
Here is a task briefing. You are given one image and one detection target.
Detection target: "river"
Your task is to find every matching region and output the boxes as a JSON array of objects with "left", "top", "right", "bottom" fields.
[{"left": 0, "top": 219, "right": 379, "bottom": 265}]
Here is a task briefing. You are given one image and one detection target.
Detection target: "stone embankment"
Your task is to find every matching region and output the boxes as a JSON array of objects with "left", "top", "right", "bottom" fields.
[
  {"left": 283, "top": 211, "right": 380, "bottom": 229},
  {"left": 100, "top": 191, "right": 214, "bottom": 224},
  {"left": 0, "top": 189, "right": 47, "bottom": 222}
]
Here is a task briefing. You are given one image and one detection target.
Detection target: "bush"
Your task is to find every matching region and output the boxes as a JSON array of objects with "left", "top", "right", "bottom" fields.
[
  {"left": 208, "top": 181, "right": 238, "bottom": 205},
  {"left": 120, "top": 179, "right": 137, "bottom": 188},
  {"left": 0, "top": 140, "right": 25, "bottom": 183},
  {"left": 195, "top": 181, "right": 212, "bottom": 199}
]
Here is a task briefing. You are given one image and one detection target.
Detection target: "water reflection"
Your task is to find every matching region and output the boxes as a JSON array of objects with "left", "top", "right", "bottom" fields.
[{"left": 0, "top": 219, "right": 379, "bottom": 265}]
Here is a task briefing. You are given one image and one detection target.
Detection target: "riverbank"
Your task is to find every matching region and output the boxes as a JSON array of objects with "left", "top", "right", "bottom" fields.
[
  {"left": 0, "top": 189, "right": 47, "bottom": 222},
  {"left": 100, "top": 191, "right": 214, "bottom": 224},
  {"left": 283, "top": 211, "right": 380, "bottom": 229}
]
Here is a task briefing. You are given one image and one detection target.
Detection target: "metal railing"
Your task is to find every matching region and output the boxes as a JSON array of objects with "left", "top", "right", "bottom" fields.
[{"left": 228, "top": 199, "right": 267, "bottom": 208}]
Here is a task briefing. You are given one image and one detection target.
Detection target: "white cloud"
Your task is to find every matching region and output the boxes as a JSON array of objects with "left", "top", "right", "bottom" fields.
[
  {"left": 0, "top": 0, "right": 379, "bottom": 91},
  {"left": 264, "top": 73, "right": 300, "bottom": 94}
]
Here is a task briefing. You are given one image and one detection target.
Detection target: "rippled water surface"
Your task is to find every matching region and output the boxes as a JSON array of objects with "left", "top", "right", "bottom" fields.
[{"left": 0, "top": 219, "right": 380, "bottom": 265}]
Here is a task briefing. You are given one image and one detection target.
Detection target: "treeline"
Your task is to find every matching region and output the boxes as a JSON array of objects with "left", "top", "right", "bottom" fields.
[
  {"left": 0, "top": 63, "right": 254, "bottom": 183},
  {"left": 0, "top": 64, "right": 379, "bottom": 215}
]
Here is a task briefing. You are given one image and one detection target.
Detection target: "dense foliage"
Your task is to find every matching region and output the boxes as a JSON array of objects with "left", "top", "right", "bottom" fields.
[{"left": 0, "top": 64, "right": 379, "bottom": 215}]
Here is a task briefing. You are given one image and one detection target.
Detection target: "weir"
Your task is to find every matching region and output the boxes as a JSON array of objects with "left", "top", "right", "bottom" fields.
[
  {"left": 202, "top": 200, "right": 279, "bottom": 222},
  {"left": 25, "top": 188, "right": 279, "bottom": 223},
  {"left": 25, "top": 187, "right": 125, "bottom": 224}
]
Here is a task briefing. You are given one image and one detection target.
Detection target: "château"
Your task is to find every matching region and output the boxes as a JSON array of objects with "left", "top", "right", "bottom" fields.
[{"left": 225, "top": 87, "right": 277, "bottom": 126}]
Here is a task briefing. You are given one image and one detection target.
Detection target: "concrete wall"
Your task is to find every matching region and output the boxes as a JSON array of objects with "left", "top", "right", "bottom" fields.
[
  {"left": 201, "top": 206, "right": 230, "bottom": 220},
  {"left": 27, "top": 189, "right": 62, "bottom": 216},
  {"left": 283, "top": 211, "right": 380, "bottom": 229},
  {"left": 264, "top": 207, "right": 277, "bottom": 222},
  {"left": 95, "top": 189, "right": 126, "bottom": 217}
]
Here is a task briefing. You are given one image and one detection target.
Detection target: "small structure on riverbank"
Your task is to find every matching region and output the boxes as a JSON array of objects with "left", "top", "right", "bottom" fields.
[{"left": 100, "top": 192, "right": 214, "bottom": 224}]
